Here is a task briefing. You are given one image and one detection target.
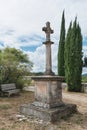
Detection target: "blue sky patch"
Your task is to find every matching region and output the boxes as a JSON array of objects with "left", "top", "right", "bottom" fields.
[
  {"left": 83, "top": 37, "right": 87, "bottom": 46},
  {"left": 18, "top": 34, "right": 45, "bottom": 43},
  {"left": 0, "top": 41, "right": 4, "bottom": 47},
  {"left": 20, "top": 46, "right": 37, "bottom": 52}
]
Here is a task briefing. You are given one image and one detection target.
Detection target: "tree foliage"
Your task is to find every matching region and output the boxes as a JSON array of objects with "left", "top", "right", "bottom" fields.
[
  {"left": 84, "top": 56, "right": 87, "bottom": 66},
  {"left": 0, "top": 47, "right": 33, "bottom": 89},
  {"left": 64, "top": 22, "right": 72, "bottom": 88},
  {"left": 58, "top": 11, "right": 65, "bottom": 76},
  {"left": 64, "top": 18, "right": 82, "bottom": 92}
]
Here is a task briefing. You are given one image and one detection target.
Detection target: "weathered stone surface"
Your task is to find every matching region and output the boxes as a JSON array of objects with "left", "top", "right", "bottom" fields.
[
  {"left": 42, "top": 22, "right": 54, "bottom": 75},
  {"left": 32, "top": 76, "right": 64, "bottom": 108},
  {"left": 20, "top": 103, "right": 77, "bottom": 122},
  {"left": 20, "top": 75, "right": 77, "bottom": 122},
  {"left": 42, "top": 22, "right": 53, "bottom": 42}
]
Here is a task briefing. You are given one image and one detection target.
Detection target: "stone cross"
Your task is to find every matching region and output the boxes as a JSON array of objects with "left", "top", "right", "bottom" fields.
[
  {"left": 42, "top": 22, "right": 54, "bottom": 75},
  {"left": 42, "top": 21, "right": 53, "bottom": 41},
  {"left": 20, "top": 22, "right": 76, "bottom": 122}
]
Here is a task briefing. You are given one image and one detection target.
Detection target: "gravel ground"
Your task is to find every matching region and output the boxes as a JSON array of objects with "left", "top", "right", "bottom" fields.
[{"left": 0, "top": 91, "right": 87, "bottom": 130}]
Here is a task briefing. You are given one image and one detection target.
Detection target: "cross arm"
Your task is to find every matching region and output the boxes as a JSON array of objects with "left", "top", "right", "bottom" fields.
[{"left": 42, "top": 27, "right": 47, "bottom": 32}]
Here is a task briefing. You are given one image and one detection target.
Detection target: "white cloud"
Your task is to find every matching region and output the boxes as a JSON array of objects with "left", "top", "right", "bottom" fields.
[
  {"left": 83, "top": 46, "right": 87, "bottom": 57},
  {"left": 0, "top": 0, "right": 87, "bottom": 72},
  {"left": 0, "top": 0, "right": 87, "bottom": 36},
  {"left": 26, "top": 41, "right": 58, "bottom": 73},
  {"left": 27, "top": 45, "right": 45, "bottom": 72}
]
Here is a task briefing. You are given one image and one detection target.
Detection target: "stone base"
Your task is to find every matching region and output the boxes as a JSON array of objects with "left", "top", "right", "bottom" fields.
[
  {"left": 31, "top": 76, "right": 64, "bottom": 108},
  {"left": 20, "top": 103, "right": 77, "bottom": 122}
]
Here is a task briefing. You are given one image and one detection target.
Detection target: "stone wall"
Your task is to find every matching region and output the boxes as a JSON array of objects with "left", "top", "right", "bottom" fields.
[
  {"left": 62, "top": 83, "right": 87, "bottom": 93},
  {"left": 23, "top": 83, "right": 87, "bottom": 93},
  {"left": 81, "top": 83, "right": 87, "bottom": 93}
]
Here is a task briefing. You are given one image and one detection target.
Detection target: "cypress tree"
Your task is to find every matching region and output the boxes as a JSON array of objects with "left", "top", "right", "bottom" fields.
[
  {"left": 74, "top": 24, "right": 82, "bottom": 91},
  {"left": 68, "top": 18, "right": 77, "bottom": 91},
  {"left": 64, "top": 22, "right": 72, "bottom": 87},
  {"left": 65, "top": 18, "right": 82, "bottom": 92},
  {"left": 84, "top": 57, "right": 87, "bottom": 66},
  {"left": 58, "top": 11, "right": 65, "bottom": 76}
]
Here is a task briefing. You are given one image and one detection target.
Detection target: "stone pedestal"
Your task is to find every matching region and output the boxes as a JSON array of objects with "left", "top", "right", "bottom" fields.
[
  {"left": 32, "top": 76, "right": 64, "bottom": 108},
  {"left": 20, "top": 76, "right": 77, "bottom": 122}
]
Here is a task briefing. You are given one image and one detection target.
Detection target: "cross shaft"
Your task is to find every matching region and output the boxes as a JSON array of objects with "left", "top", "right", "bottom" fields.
[{"left": 42, "top": 22, "right": 54, "bottom": 75}]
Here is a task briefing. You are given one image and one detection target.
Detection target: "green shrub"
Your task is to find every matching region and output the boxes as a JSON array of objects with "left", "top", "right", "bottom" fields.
[
  {"left": 82, "top": 76, "right": 87, "bottom": 82},
  {"left": 16, "top": 78, "right": 25, "bottom": 90},
  {"left": 16, "top": 77, "right": 32, "bottom": 90}
]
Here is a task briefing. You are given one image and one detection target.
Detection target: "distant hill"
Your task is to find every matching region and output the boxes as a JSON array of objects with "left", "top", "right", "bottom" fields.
[{"left": 82, "top": 73, "right": 87, "bottom": 76}]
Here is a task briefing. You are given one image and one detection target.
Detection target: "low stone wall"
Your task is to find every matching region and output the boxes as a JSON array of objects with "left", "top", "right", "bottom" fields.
[
  {"left": 23, "top": 86, "right": 35, "bottom": 92},
  {"left": 62, "top": 83, "right": 67, "bottom": 91},
  {"left": 62, "top": 83, "right": 87, "bottom": 93},
  {"left": 81, "top": 83, "right": 87, "bottom": 93},
  {"left": 23, "top": 83, "right": 87, "bottom": 93}
]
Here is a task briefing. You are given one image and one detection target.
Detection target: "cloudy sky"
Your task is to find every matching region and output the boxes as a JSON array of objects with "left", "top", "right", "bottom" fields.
[{"left": 0, "top": 0, "right": 87, "bottom": 73}]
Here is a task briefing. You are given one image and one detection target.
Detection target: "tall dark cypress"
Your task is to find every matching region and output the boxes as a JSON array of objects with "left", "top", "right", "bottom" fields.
[
  {"left": 58, "top": 11, "right": 65, "bottom": 76},
  {"left": 65, "top": 18, "right": 82, "bottom": 92},
  {"left": 84, "top": 57, "right": 87, "bottom": 66},
  {"left": 64, "top": 22, "right": 72, "bottom": 87},
  {"left": 74, "top": 24, "right": 82, "bottom": 91},
  {"left": 68, "top": 18, "right": 77, "bottom": 91}
]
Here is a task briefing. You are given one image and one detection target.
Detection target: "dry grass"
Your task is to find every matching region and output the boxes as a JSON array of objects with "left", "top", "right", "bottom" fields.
[{"left": 0, "top": 91, "right": 87, "bottom": 130}]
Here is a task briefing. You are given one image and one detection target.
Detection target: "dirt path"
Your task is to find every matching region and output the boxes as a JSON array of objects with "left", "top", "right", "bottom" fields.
[{"left": 62, "top": 91, "right": 87, "bottom": 113}]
